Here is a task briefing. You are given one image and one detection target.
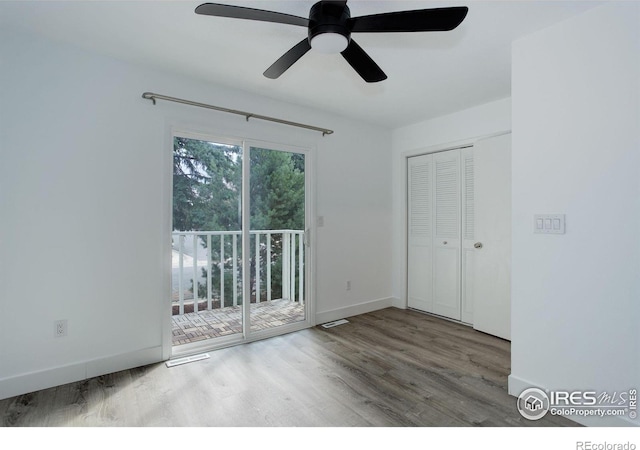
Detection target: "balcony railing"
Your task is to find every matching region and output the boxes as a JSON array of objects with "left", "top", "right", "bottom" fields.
[{"left": 172, "top": 230, "right": 305, "bottom": 316}]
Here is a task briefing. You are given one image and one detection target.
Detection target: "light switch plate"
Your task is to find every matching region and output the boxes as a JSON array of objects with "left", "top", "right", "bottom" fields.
[{"left": 534, "top": 214, "right": 565, "bottom": 234}]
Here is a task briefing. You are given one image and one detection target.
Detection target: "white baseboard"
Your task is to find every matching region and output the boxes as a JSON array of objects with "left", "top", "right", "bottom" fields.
[
  {"left": 0, "top": 346, "right": 163, "bottom": 401},
  {"left": 315, "top": 297, "right": 393, "bottom": 325},
  {"left": 507, "top": 373, "right": 538, "bottom": 397},
  {"left": 508, "top": 374, "right": 639, "bottom": 427},
  {"left": 391, "top": 296, "right": 406, "bottom": 309}
]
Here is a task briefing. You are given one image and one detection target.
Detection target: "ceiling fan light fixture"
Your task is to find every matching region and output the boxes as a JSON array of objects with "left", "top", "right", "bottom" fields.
[
  {"left": 196, "top": 2, "right": 469, "bottom": 82},
  {"left": 310, "top": 32, "right": 348, "bottom": 54}
]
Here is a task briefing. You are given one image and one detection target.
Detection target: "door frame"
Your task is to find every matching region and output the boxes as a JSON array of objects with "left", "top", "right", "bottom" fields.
[{"left": 162, "top": 128, "right": 316, "bottom": 360}]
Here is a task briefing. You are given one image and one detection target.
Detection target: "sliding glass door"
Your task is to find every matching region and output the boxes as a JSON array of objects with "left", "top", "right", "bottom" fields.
[
  {"left": 171, "top": 133, "right": 310, "bottom": 356},
  {"left": 248, "top": 145, "right": 307, "bottom": 333},
  {"left": 171, "top": 135, "right": 244, "bottom": 349}
]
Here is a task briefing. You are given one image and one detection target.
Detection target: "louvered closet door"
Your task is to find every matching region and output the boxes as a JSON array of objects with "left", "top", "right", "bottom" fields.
[
  {"left": 432, "top": 150, "right": 462, "bottom": 321},
  {"left": 407, "top": 154, "right": 433, "bottom": 312},
  {"left": 461, "top": 148, "right": 475, "bottom": 324}
]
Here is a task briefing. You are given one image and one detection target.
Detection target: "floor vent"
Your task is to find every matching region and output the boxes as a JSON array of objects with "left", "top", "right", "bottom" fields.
[
  {"left": 321, "top": 319, "right": 349, "bottom": 328},
  {"left": 165, "top": 353, "right": 210, "bottom": 368}
]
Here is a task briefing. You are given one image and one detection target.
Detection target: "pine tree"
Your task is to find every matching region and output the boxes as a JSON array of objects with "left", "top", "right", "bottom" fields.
[{"left": 173, "top": 137, "right": 305, "bottom": 306}]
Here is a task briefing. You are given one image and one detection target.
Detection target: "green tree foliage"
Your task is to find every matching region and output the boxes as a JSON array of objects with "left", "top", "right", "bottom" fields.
[
  {"left": 173, "top": 137, "right": 305, "bottom": 306},
  {"left": 250, "top": 148, "right": 304, "bottom": 231},
  {"left": 173, "top": 137, "right": 242, "bottom": 232}
]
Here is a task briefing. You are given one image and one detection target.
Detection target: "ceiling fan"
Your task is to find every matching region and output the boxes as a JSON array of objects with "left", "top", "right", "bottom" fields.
[{"left": 195, "top": 1, "right": 468, "bottom": 83}]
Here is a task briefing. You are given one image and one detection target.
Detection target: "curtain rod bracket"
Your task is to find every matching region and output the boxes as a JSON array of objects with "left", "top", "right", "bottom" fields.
[
  {"left": 141, "top": 91, "right": 333, "bottom": 136},
  {"left": 142, "top": 92, "right": 156, "bottom": 105}
]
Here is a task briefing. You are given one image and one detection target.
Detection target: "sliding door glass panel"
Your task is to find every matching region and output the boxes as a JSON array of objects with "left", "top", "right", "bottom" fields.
[
  {"left": 171, "top": 135, "right": 243, "bottom": 347},
  {"left": 249, "top": 146, "right": 306, "bottom": 332}
]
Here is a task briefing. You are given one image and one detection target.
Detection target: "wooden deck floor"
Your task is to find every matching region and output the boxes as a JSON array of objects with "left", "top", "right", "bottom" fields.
[
  {"left": 172, "top": 299, "right": 305, "bottom": 346},
  {"left": 1, "top": 308, "right": 578, "bottom": 427}
]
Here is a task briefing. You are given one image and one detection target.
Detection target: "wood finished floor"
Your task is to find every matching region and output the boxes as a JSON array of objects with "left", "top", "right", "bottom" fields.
[{"left": 0, "top": 308, "right": 577, "bottom": 427}]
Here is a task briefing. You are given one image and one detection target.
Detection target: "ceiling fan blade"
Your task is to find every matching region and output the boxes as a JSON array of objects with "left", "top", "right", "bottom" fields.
[
  {"left": 264, "top": 39, "right": 312, "bottom": 79},
  {"left": 195, "top": 3, "right": 309, "bottom": 27},
  {"left": 348, "top": 6, "right": 468, "bottom": 33},
  {"left": 341, "top": 39, "right": 387, "bottom": 83}
]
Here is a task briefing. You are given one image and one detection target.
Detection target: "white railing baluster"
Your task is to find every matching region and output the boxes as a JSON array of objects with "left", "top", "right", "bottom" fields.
[
  {"left": 298, "top": 232, "right": 304, "bottom": 305},
  {"left": 282, "top": 232, "right": 289, "bottom": 300},
  {"left": 290, "top": 231, "right": 295, "bottom": 302},
  {"left": 172, "top": 229, "right": 303, "bottom": 314},
  {"left": 266, "top": 232, "right": 272, "bottom": 301},
  {"left": 232, "top": 233, "right": 238, "bottom": 307},
  {"left": 255, "top": 232, "right": 261, "bottom": 303},
  {"left": 207, "top": 234, "right": 212, "bottom": 310},
  {"left": 219, "top": 234, "right": 225, "bottom": 310},
  {"left": 178, "top": 234, "right": 184, "bottom": 315},
  {"left": 193, "top": 234, "right": 199, "bottom": 313}
]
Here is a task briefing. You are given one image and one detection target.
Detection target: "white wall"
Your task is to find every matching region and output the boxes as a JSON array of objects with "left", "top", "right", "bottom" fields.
[
  {"left": 390, "top": 98, "right": 511, "bottom": 305},
  {"left": 509, "top": 1, "right": 640, "bottom": 426},
  {"left": 0, "top": 29, "right": 392, "bottom": 399}
]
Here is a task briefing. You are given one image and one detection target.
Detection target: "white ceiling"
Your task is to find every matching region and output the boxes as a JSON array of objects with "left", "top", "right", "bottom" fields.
[{"left": 1, "top": 0, "right": 601, "bottom": 127}]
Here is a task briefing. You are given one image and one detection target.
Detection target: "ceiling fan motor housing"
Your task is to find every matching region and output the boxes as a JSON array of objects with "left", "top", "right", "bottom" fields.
[{"left": 308, "top": 1, "right": 351, "bottom": 45}]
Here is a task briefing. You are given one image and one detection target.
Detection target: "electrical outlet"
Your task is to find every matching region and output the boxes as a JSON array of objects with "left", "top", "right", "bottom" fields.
[
  {"left": 346, "top": 280, "right": 351, "bottom": 291},
  {"left": 54, "top": 319, "right": 67, "bottom": 338}
]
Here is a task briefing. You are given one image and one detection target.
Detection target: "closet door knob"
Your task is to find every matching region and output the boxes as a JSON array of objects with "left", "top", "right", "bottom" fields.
[
  {"left": 474, "top": 242, "right": 483, "bottom": 249},
  {"left": 443, "top": 241, "right": 447, "bottom": 245}
]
